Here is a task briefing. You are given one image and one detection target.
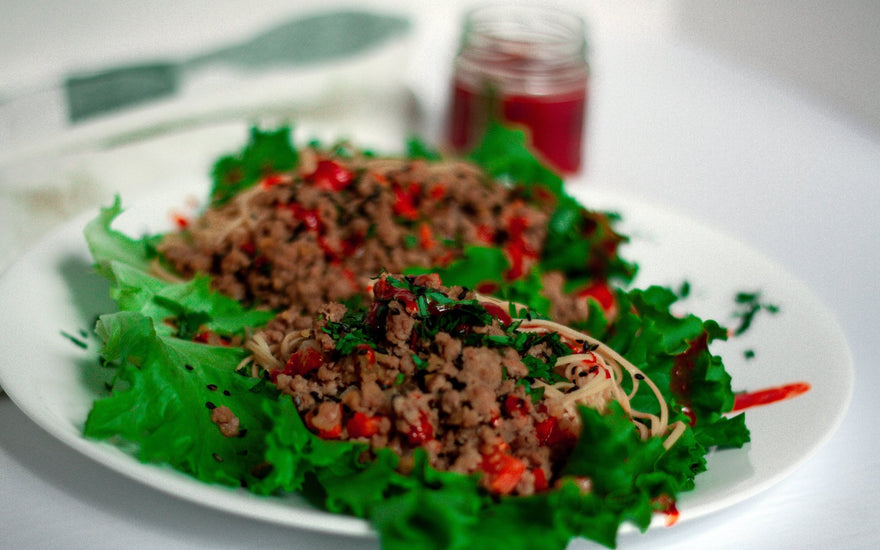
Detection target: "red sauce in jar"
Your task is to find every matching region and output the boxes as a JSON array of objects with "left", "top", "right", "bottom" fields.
[
  {"left": 447, "top": 6, "right": 589, "bottom": 175},
  {"left": 449, "top": 83, "right": 587, "bottom": 174}
]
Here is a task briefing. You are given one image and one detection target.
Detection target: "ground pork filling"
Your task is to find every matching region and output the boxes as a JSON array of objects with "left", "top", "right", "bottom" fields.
[
  {"left": 156, "top": 149, "right": 620, "bottom": 327},
  {"left": 244, "top": 273, "right": 659, "bottom": 497}
]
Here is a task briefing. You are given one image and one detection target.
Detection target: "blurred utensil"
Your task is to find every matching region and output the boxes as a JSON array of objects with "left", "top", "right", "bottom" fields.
[
  {"left": 63, "top": 10, "right": 410, "bottom": 121},
  {"left": 0, "top": 9, "right": 410, "bottom": 158}
]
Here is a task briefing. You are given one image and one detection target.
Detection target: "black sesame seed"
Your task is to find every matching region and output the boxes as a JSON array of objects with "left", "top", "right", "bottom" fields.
[
  {"left": 588, "top": 366, "right": 599, "bottom": 374},
  {"left": 206, "top": 384, "right": 218, "bottom": 391},
  {"left": 206, "top": 401, "right": 216, "bottom": 410},
  {"left": 212, "top": 453, "right": 224, "bottom": 463},
  {"left": 185, "top": 364, "right": 194, "bottom": 371},
  {"left": 223, "top": 390, "right": 231, "bottom": 396},
  {"left": 578, "top": 371, "right": 588, "bottom": 377},
  {"left": 635, "top": 373, "right": 645, "bottom": 380}
]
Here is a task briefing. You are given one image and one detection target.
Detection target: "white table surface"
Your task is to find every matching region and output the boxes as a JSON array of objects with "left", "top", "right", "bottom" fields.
[{"left": 2, "top": 2, "right": 878, "bottom": 549}]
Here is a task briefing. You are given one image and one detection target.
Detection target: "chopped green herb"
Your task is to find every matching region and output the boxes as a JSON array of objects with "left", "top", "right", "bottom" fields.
[
  {"left": 406, "top": 136, "right": 442, "bottom": 160},
  {"left": 677, "top": 280, "right": 691, "bottom": 299},
  {"left": 732, "top": 291, "right": 780, "bottom": 336},
  {"left": 412, "top": 354, "right": 428, "bottom": 370},
  {"left": 61, "top": 330, "right": 88, "bottom": 349}
]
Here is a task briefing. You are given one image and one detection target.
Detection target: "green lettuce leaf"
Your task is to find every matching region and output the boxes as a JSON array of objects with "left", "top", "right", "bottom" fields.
[
  {"left": 107, "top": 260, "right": 274, "bottom": 337},
  {"left": 85, "top": 310, "right": 278, "bottom": 487},
  {"left": 83, "top": 195, "right": 278, "bottom": 487},
  {"left": 84, "top": 196, "right": 158, "bottom": 281},
  {"left": 210, "top": 126, "right": 299, "bottom": 206},
  {"left": 468, "top": 120, "right": 566, "bottom": 198}
]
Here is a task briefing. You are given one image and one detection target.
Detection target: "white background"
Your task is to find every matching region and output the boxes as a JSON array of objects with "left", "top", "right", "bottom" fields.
[{"left": 1, "top": 1, "right": 878, "bottom": 549}]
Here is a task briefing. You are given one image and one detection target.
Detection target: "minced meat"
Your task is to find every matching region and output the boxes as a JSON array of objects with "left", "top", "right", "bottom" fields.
[
  {"left": 157, "top": 148, "right": 622, "bottom": 326},
  {"left": 252, "top": 273, "right": 587, "bottom": 496}
]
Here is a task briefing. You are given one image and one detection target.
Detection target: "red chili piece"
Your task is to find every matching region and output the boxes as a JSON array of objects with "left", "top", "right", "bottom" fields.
[
  {"left": 428, "top": 184, "right": 446, "bottom": 200},
  {"left": 239, "top": 241, "right": 256, "bottom": 256},
  {"left": 481, "top": 449, "right": 527, "bottom": 495},
  {"left": 307, "top": 160, "right": 355, "bottom": 191},
  {"left": 305, "top": 403, "right": 343, "bottom": 439},
  {"left": 535, "top": 416, "right": 576, "bottom": 447},
  {"left": 532, "top": 467, "right": 549, "bottom": 492},
  {"left": 274, "top": 347, "right": 324, "bottom": 382},
  {"left": 577, "top": 280, "right": 615, "bottom": 313},
  {"left": 261, "top": 174, "right": 285, "bottom": 188},
  {"left": 392, "top": 182, "right": 421, "bottom": 220},
  {"left": 405, "top": 411, "right": 434, "bottom": 445},
  {"left": 371, "top": 278, "right": 418, "bottom": 314},
  {"left": 171, "top": 212, "right": 190, "bottom": 229},
  {"left": 503, "top": 394, "right": 529, "bottom": 417},
  {"left": 475, "top": 224, "right": 496, "bottom": 244},
  {"left": 505, "top": 216, "right": 539, "bottom": 280},
  {"left": 418, "top": 223, "right": 437, "bottom": 250},
  {"left": 289, "top": 203, "right": 323, "bottom": 232},
  {"left": 481, "top": 302, "right": 513, "bottom": 327},
  {"left": 346, "top": 412, "right": 384, "bottom": 438},
  {"left": 355, "top": 344, "right": 376, "bottom": 365}
]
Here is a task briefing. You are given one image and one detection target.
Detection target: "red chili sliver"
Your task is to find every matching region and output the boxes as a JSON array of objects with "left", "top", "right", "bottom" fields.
[
  {"left": 481, "top": 302, "right": 513, "bottom": 327},
  {"left": 171, "top": 212, "right": 190, "bottom": 229},
  {"left": 532, "top": 467, "right": 549, "bottom": 492},
  {"left": 261, "top": 174, "right": 285, "bottom": 188},
  {"left": 732, "top": 382, "right": 811, "bottom": 411},
  {"left": 418, "top": 223, "right": 437, "bottom": 250}
]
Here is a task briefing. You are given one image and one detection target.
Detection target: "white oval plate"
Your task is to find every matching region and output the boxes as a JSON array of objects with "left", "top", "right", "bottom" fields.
[{"left": 0, "top": 182, "right": 853, "bottom": 538}]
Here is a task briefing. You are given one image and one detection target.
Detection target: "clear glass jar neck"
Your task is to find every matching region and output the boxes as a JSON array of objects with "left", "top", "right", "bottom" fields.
[{"left": 454, "top": 5, "right": 588, "bottom": 94}]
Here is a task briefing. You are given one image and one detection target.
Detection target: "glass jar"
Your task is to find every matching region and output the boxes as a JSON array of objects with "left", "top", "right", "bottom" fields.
[{"left": 447, "top": 5, "right": 589, "bottom": 175}]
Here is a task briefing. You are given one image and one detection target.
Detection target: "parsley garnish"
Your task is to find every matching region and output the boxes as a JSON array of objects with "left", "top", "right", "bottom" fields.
[{"left": 731, "top": 291, "right": 780, "bottom": 336}]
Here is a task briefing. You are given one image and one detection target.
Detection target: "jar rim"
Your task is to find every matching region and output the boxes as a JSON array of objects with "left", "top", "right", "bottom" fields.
[{"left": 460, "top": 4, "right": 587, "bottom": 55}]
